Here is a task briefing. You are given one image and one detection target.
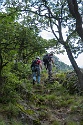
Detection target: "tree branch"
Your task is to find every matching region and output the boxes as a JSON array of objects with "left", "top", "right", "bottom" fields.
[{"left": 67, "top": 0, "right": 83, "bottom": 41}]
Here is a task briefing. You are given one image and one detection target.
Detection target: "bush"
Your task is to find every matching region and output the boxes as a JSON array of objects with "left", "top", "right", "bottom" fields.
[
  {"left": 62, "top": 71, "right": 80, "bottom": 94},
  {"left": 0, "top": 72, "right": 21, "bottom": 104}
]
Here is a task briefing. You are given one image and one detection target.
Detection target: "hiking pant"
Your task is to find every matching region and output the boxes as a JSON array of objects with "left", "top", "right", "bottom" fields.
[
  {"left": 47, "top": 64, "right": 52, "bottom": 78},
  {"left": 32, "top": 66, "right": 41, "bottom": 83}
]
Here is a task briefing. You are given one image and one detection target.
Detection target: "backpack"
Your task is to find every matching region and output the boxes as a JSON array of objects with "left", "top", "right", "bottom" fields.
[
  {"left": 31, "top": 59, "right": 39, "bottom": 70},
  {"left": 43, "top": 54, "right": 51, "bottom": 65}
]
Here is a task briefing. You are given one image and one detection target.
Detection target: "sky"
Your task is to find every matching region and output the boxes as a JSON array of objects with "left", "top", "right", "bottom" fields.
[{"left": 40, "top": 30, "right": 83, "bottom": 68}]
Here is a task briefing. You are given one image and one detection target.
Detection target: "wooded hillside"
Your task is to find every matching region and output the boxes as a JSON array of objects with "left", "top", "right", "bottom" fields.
[{"left": 0, "top": 0, "right": 83, "bottom": 125}]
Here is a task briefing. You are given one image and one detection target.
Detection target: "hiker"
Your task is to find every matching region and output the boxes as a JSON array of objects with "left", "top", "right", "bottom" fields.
[
  {"left": 31, "top": 56, "right": 42, "bottom": 85},
  {"left": 43, "top": 52, "right": 54, "bottom": 79}
]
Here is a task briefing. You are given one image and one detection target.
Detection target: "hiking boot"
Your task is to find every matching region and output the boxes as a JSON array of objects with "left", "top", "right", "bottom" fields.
[
  {"left": 48, "top": 74, "right": 53, "bottom": 80},
  {"left": 33, "top": 79, "right": 36, "bottom": 85},
  {"left": 48, "top": 76, "right": 51, "bottom": 80}
]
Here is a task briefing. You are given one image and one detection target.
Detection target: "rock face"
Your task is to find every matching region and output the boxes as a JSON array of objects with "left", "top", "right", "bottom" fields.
[
  {"left": 43, "top": 69, "right": 83, "bottom": 94},
  {"left": 62, "top": 69, "right": 83, "bottom": 94}
]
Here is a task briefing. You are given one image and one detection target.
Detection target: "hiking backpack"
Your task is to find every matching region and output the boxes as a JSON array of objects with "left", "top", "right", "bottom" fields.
[
  {"left": 43, "top": 54, "right": 51, "bottom": 65},
  {"left": 31, "top": 59, "right": 39, "bottom": 69}
]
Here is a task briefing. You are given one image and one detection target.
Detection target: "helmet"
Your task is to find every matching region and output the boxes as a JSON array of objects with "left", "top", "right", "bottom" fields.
[{"left": 36, "top": 56, "right": 40, "bottom": 59}]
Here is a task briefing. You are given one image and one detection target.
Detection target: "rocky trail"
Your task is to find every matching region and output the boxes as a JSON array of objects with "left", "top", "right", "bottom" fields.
[{"left": 16, "top": 80, "right": 83, "bottom": 125}]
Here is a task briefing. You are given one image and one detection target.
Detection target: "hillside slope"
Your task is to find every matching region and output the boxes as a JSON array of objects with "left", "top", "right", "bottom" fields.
[{"left": 0, "top": 80, "right": 83, "bottom": 125}]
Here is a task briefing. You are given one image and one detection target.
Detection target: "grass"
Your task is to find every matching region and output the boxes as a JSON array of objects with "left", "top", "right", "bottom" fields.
[{"left": 0, "top": 81, "right": 83, "bottom": 125}]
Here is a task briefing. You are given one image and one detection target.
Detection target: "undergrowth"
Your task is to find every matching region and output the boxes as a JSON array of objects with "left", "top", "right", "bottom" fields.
[{"left": 0, "top": 78, "right": 83, "bottom": 125}]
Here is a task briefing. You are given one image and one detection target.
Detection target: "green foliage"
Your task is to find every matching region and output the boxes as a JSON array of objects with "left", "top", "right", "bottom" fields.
[
  {"left": 44, "top": 92, "right": 74, "bottom": 108},
  {"left": 0, "top": 103, "right": 20, "bottom": 123},
  {"left": 54, "top": 56, "right": 73, "bottom": 72},
  {"left": 0, "top": 78, "right": 20, "bottom": 103},
  {"left": 12, "top": 62, "right": 31, "bottom": 79},
  {"left": 0, "top": 11, "right": 47, "bottom": 78},
  {"left": 56, "top": 72, "right": 66, "bottom": 84},
  {"left": 70, "top": 96, "right": 83, "bottom": 114},
  {"left": 0, "top": 64, "right": 21, "bottom": 103},
  {"left": 0, "top": 121, "right": 5, "bottom": 125},
  {"left": 62, "top": 71, "right": 80, "bottom": 94},
  {"left": 52, "top": 120, "right": 60, "bottom": 125},
  {"left": 39, "top": 110, "right": 51, "bottom": 121},
  {"left": 17, "top": 103, "right": 34, "bottom": 116},
  {"left": 0, "top": 119, "right": 23, "bottom": 125},
  {"left": 66, "top": 121, "right": 78, "bottom": 125},
  {"left": 0, "top": 1, "right": 83, "bottom": 124},
  {"left": 0, "top": 79, "right": 83, "bottom": 125}
]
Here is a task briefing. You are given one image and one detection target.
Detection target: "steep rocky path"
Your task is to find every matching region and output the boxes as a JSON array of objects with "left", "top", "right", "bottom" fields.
[{"left": 17, "top": 82, "right": 83, "bottom": 125}]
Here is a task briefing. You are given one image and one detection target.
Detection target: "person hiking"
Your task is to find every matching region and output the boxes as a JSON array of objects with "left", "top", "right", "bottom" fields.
[
  {"left": 31, "top": 56, "right": 42, "bottom": 85},
  {"left": 43, "top": 52, "right": 54, "bottom": 79}
]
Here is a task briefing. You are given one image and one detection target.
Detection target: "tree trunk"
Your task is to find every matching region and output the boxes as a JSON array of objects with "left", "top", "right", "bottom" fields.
[
  {"left": 0, "top": 53, "right": 8, "bottom": 84},
  {"left": 0, "top": 52, "right": 3, "bottom": 80},
  {"left": 64, "top": 43, "right": 83, "bottom": 90},
  {"left": 67, "top": 0, "right": 83, "bottom": 41},
  {"left": 42, "top": 0, "right": 83, "bottom": 90}
]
